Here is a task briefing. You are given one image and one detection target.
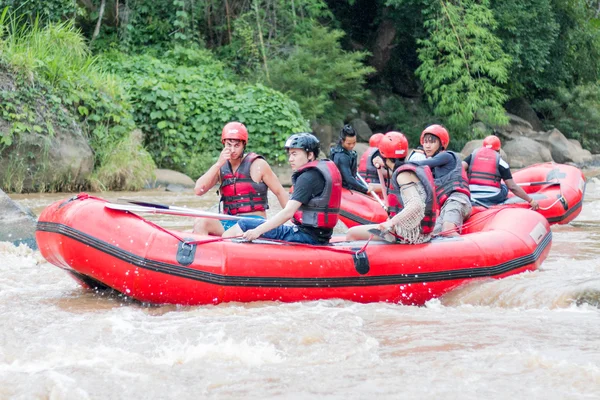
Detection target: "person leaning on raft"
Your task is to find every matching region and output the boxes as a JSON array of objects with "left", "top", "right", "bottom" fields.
[
  {"left": 408, "top": 124, "right": 471, "bottom": 237},
  {"left": 223, "top": 133, "right": 343, "bottom": 245},
  {"left": 192, "top": 121, "right": 288, "bottom": 236},
  {"left": 346, "top": 131, "right": 437, "bottom": 244},
  {"left": 330, "top": 124, "right": 369, "bottom": 194},
  {"left": 462, "top": 135, "right": 539, "bottom": 210}
]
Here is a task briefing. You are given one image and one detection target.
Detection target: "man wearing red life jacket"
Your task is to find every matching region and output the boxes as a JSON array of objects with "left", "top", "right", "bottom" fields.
[
  {"left": 193, "top": 122, "right": 288, "bottom": 235},
  {"left": 408, "top": 124, "right": 471, "bottom": 237},
  {"left": 358, "top": 132, "right": 385, "bottom": 183},
  {"left": 462, "top": 135, "right": 539, "bottom": 209},
  {"left": 346, "top": 131, "right": 438, "bottom": 244},
  {"left": 223, "top": 133, "right": 343, "bottom": 245}
]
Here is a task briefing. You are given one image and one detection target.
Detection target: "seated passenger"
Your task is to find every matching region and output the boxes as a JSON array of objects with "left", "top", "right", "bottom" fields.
[
  {"left": 346, "top": 131, "right": 437, "bottom": 244},
  {"left": 462, "top": 135, "right": 539, "bottom": 209},
  {"left": 409, "top": 125, "right": 471, "bottom": 237},
  {"left": 223, "top": 133, "right": 342, "bottom": 245},
  {"left": 358, "top": 132, "right": 385, "bottom": 183},
  {"left": 192, "top": 122, "right": 288, "bottom": 235},
  {"left": 330, "top": 124, "right": 369, "bottom": 194}
]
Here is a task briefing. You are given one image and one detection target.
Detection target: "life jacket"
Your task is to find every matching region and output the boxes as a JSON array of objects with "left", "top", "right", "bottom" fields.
[
  {"left": 467, "top": 147, "right": 502, "bottom": 188},
  {"left": 219, "top": 152, "right": 269, "bottom": 215},
  {"left": 291, "top": 160, "right": 342, "bottom": 229},
  {"left": 330, "top": 144, "right": 359, "bottom": 176},
  {"left": 388, "top": 164, "right": 438, "bottom": 235},
  {"left": 358, "top": 147, "right": 380, "bottom": 183},
  {"left": 434, "top": 151, "right": 471, "bottom": 207}
]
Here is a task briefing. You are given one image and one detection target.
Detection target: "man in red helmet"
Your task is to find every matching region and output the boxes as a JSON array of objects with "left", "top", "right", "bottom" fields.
[
  {"left": 408, "top": 124, "right": 471, "bottom": 237},
  {"left": 462, "top": 135, "right": 539, "bottom": 209},
  {"left": 346, "top": 131, "right": 437, "bottom": 244},
  {"left": 193, "top": 121, "right": 288, "bottom": 235}
]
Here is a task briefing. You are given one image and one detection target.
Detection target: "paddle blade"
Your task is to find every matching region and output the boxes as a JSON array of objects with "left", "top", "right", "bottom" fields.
[
  {"left": 118, "top": 198, "right": 171, "bottom": 209},
  {"left": 367, "top": 228, "right": 396, "bottom": 243}
]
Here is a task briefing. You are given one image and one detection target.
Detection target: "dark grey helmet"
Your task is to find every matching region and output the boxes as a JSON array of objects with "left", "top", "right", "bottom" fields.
[{"left": 285, "top": 133, "right": 320, "bottom": 159}]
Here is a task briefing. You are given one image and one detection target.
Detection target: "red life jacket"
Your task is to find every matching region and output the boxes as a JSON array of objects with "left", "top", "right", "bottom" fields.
[
  {"left": 434, "top": 151, "right": 471, "bottom": 207},
  {"left": 219, "top": 152, "right": 269, "bottom": 215},
  {"left": 467, "top": 147, "right": 502, "bottom": 188},
  {"left": 291, "top": 160, "right": 342, "bottom": 229},
  {"left": 358, "top": 147, "right": 380, "bottom": 183},
  {"left": 388, "top": 164, "right": 438, "bottom": 235}
]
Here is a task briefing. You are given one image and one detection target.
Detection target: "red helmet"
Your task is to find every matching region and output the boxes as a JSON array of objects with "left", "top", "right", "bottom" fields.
[
  {"left": 420, "top": 124, "right": 449, "bottom": 149},
  {"left": 221, "top": 122, "right": 248, "bottom": 144},
  {"left": 369, "top": 133, "right": 385, "bottom": 147},
  {"left": 379, "top": 131, "right": 408, "bottom": 159},
  {"left": 483, "top": 135, "right": 501, "bottom": 151}
]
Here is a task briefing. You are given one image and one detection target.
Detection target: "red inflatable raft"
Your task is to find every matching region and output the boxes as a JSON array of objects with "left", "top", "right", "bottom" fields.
[
  {"left": 340, "top": 162, "right": 585, "bottom": 227},
  {"left": 470, "top": 162, "right": 586, "bottom": 224},
  {"left": 36, "top": 194, "right": 552, "bottom": 306},
  {"left": 339, "top": 188, "right": 388, "bottom": 228}
]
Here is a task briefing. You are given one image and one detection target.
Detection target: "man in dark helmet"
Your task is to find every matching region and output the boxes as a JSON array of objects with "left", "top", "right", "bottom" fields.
[
  {"left": 330, "top": 124, "right": 368, "bottom": 194},
  {"left": 223, "top": 133, "right": 342, "bottom": 245}
]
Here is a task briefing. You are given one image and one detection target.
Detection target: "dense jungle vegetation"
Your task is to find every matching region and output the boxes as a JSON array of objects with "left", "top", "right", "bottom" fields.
[{"left": 1, "top": 0, "right": 600, "bottom": 192}]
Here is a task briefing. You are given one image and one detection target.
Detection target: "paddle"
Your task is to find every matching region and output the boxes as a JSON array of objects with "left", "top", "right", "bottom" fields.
[
  {"left": 118, "top": 198, "right": 193, "bottom": 212},
  {"left": 105, "top": 203, "right": 244, "bottom": 220},
  {"left": 517, "top": 181, "right": 560, "bottom": 187},
  {"left": 367, "top": 228, "right": 396, "bottom": 243},
  {"left": 471, "top": 198, "right": 490, "bottom": 209},
  {"left": 356, "top": 174, "right": 387, "bottom": 210},
  {"left": 376, "top": 167, "right": 389, "bottom": 204}
]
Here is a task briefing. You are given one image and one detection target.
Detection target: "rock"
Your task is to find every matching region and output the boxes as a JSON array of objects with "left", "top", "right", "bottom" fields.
[
  {"left": 502, "top": 137, "right": 553, "bottom": 168},
  {"left": 0, "top": 71, "right": 94, "bottom": 192},
  {"left": 504, "top": 97, "right": 543, "bottom": 131},
  {"left": 312, "top": 121, "right": 340, "bottom": 150},
  {"left": 0, "top": 189, "right": 37, "bottom": 249},
  {"left": 349, "top": 118, "right": 373, "bottom": 143},
  {"left": 354, "top": 143, "right": 370, "bottom": 161},
  {"left": 534, "top": 129, "right": 593, "bottom": 165},
  {"left": 145, "top": 169, "right": 195, "bottom": 190}
]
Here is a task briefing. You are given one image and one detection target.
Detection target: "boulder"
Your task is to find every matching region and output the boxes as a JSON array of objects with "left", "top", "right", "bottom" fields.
[
  {"left": 504, "top": 98, "right": 543, "bottom": 131},
  {"left": 145, "top": 169, "right": 195, "bottom": 190},
  {"left": 312, "top": 121, "right": 339, "bottom": 150},
  {"left": 271, "top": 164, "right": 293, "bottom": 187},
  {"left": 0, "top": 71, "right": 94, "bottom": 192},
  {"left": 0, "top": 189, "right": 37, "bottom": 249},
  {"left": 502, "top": 137, "right": 553, "bottom": 169},
  {"left": 349, "top": 118, "right": 373, "bottom": 143},
  {"left": 533, "top": 129, "right": 593, "bottom": 165}
]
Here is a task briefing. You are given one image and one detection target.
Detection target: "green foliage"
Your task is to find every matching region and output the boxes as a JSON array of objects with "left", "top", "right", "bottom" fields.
[
  {"left": 103, "top": 50, "right": 309, "bottom": 178},
  {"left": 268, "top": 26, "right": 375, "bottom": 123},
  {"left": 415, "top": 0, "right": 511, "bottom": 133},
  {"left": 89, "top": 129, "right": 156, "bottom": 191},
  {"left": 0, "top": 0, "right": 79, "bottom": 23},
  {"left": 379, "top": 96, "right": 435, "bottom": 148},
  {"left": 490, "top": 0, "right": 559, "bottom": 97},
  {"left": 533, "top": 83, "right": 600, "bottom": 153}
]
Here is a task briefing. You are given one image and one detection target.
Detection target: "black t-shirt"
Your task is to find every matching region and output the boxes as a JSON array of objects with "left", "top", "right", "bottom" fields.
[
  {"left": 291, "top": 169, "right": 333, "bottom": 243},
  {"left": 464, "top": 154, "right": 512, "bottom": 181}
]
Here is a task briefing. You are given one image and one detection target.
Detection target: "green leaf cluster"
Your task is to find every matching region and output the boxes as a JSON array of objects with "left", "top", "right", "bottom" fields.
[
  {"left": 268, "top": 26, "right": 375, "bottom": 123},
  {"left": 415, "top": 0, "right": 511, "bottom": 132},
  {"left": 103, "top": 49, "right": 309, "bottom": 178}
]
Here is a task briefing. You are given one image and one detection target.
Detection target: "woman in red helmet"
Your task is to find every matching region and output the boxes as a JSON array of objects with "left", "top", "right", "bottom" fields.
[
  {"left": 346, "top": 131, "right": 437, "bottom": 244},
  {"left": 462, "top": 135, "right": 539, "bottom": 209},
  {"left": 193, "top": 121, "right": 289, "bottom": 235},
  {"left": 409, "top": 124, "right": 471, "bottom": 237}
]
